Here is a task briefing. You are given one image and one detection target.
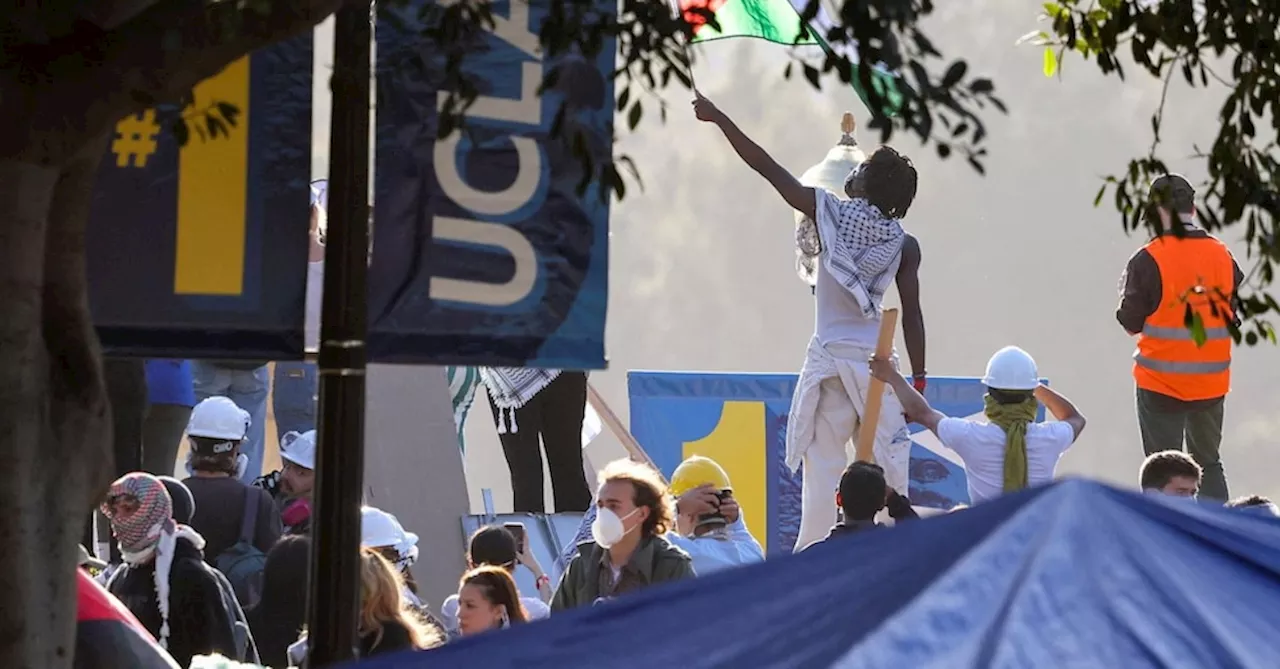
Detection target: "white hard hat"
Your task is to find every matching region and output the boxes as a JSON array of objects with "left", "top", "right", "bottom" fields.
[
  {"left": 982, "top": 346, "right": 1040, "bottom": 391},
  {"left": 280, "top": 430, "right": 316, "bottom": 470},
  {"left": 361, "top": 506, "right": 419, "bottom": 569},
  {"left": 187, "top": 396, "right": 251, "bottom": 441}
]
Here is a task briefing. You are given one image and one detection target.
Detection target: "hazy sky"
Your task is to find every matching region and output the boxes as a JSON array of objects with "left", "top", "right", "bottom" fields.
[{"left": 311, "top": 2, "right": 1278, "bottom": 512}]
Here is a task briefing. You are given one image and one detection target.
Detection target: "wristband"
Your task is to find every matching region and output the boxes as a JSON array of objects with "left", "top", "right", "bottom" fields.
[
  {"left": 536, "top": 574, "right": 551, "bottom": 588},
  {"left": 912, "top": 375, "right": 927, "bottom": 393}
]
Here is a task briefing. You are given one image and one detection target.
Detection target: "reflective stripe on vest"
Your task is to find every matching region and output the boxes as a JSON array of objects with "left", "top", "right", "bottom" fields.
[
  {"left": 1133, "top": 235, "right": 1234, "bottom": 401},
  {"left": 1141, "top": 324, "right": 1232, "bottom": 341},
  {"left": 1133, "top": 355, "right": 1230, "bottom": 375}
]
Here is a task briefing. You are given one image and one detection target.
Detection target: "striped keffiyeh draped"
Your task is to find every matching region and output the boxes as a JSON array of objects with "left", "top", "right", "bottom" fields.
[
  {"left": 800, "top": 185, "right": 906, "bottom": 318},
  {"left": 480, "top": 367, "right": 562, "bottom": 434},
  {"left": 446, "top": 366, "right": 481, "bottom": 451}
]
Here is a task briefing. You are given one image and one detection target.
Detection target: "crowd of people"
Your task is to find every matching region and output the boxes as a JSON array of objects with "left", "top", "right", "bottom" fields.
[{"left": 72, "top": 96, "right": 1275, "bottom": 668}]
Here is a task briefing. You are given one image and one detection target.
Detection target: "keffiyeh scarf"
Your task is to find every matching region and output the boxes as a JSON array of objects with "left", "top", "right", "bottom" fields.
[
  {"left": 797, "top": 187, "right": 906, "bottom": 318},
  {"left": 101, "top": 473, "right": 173, "bottom": 561},
  {"left": 447, "top": 366, "right": 481, "bottom": 450},
  {"left": 480, "top": 367, "right": 561, "bottom": 434}
]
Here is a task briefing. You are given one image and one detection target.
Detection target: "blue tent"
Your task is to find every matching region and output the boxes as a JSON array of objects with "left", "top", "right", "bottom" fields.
[{"left": 352, "top": 480, "right": 1280, "bottom": 668}]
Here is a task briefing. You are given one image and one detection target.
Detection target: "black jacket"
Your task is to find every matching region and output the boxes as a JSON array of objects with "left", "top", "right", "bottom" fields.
[
  {"left": 801, "top": 520, "right": 884, "bottom": 551},
  {"left": 802, "top": 494, "right": 919, "bottom": 551},
  {"left": 106, "top": 535, "right": 238, "bottom": 667}
]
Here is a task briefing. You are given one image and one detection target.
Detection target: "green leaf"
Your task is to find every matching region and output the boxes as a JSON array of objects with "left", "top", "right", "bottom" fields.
[
  {"left": 968, "top": 78, "right": 994, "bottom": 93},
  {"left": 172, "top": 119, "right": 190, "bottom": 147},
  {"left": 216, "top": 101, "right": 240, "bottom": 127},
  {"left": 1015, "top": 30, "right": 1051, "bottom": 47},
  {"left": 1042, "top": 2, "right": 1063, "bottom": 18},
  {"left": 1042, "top": 47, "right": 1058, "bottom": 78},
  {"left": 627, "top": 100, "right": 642, "bottom": 130},
  {"left": 941, "top": 61, "right": 968, "bottom": 88},
  {"left": 802, "top": 64, "right": 820, "bottom": 89},
  {"left": 1186, "top": 310, "right": 1208, "bottom": 347}
]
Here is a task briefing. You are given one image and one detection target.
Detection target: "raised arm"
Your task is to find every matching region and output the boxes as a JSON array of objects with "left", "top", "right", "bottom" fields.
[
  {"left": 896, "top": 234, "right": 927, "bottom": 386},
  {"left": 1032, "top": 384, "right": 1087, "bottom": 442},
  {"left": 869, "top": 355, "right": 946, "bottom": 433},
  {"left": 693, "top": 91, "right": 816, "bottom": 220}
]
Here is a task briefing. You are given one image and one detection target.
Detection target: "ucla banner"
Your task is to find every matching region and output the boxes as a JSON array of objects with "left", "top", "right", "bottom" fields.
[
  {"left": 628, "top": 372, "right": 1048, "bottom": 554},
  {"left": 368, "top": 0, "right": 613, "bottom": 367},
  {"left": 87, "top": 36, "right": 313, "bottom": 360}
]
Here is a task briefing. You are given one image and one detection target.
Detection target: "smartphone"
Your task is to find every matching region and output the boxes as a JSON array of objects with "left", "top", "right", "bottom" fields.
[{"left": 504, "top": 522, "right": 526, "bottom": 555}]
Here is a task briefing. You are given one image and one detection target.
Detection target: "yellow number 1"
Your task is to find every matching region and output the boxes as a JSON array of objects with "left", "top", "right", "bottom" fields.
[
  {"left": 682, "top": 401, "right": 769, "bottom": 550},
  {"left": 174, "top": 57, "right": 250, "bottom": 296}
]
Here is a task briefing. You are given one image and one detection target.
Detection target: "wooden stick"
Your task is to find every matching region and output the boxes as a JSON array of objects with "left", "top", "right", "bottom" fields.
[
  {"left": 585, "top": 381, "right": 664, "bottom": 479},
  {"left": 854, "top": 308, "right": 899, "bottom": 463}
]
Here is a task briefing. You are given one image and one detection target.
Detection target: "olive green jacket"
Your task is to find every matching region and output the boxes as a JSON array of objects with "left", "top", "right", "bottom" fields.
[{"left": 550, "top": 534, "right": 695, "bottom": 611}]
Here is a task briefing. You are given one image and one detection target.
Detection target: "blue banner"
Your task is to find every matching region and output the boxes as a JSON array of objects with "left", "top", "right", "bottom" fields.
[
  {"left": 628, "top": 372, "right": 1047, "bottom": 553},
  {"left": 369, "top": 0, "right": 614, "bottom": 367},
  {"left": 87, "top": 36, "right": 313, "bottom": 360}
]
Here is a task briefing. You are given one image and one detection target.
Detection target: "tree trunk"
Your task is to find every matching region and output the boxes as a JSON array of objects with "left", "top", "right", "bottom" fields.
[{"left": 0, "top": 139, "right": 112, "bottom": 668}]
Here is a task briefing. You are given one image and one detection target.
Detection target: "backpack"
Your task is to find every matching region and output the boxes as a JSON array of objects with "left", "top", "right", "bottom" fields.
[
  {"left": 210, "top": 567, "right": 260, "bottom": 664},
  {"left": 215, "top": 488, "right": 267, "bottom": 610}
]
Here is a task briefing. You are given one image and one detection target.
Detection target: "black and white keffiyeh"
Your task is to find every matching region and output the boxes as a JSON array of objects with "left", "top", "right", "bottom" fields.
[
  {"left": 480, "top": 367, "right": 561, "bottom": 433},
  {"left": 798, "top": 188, "right": 906, "bottom": 317}
]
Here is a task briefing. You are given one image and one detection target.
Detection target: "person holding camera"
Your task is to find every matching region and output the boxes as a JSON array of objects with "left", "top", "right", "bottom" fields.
[
  {"left": 440, "top": 525, "right": 551, "bottom": 638},
  {"left": 801, "top": 460, "right": 918, "bottom": 551},
  {"left": 665, "top": 456, "right": 764, "bottom": 575}
]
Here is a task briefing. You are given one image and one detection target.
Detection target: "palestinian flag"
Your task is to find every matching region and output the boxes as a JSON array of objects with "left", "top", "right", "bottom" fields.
[
  {"left": 673, "top": 0, "right": 903, "bottom": 114},
  {"left": 76, "top": 570, "right": 179, "bottom": 669}
]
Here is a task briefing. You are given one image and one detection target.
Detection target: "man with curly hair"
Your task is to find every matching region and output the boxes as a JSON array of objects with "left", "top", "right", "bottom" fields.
[
  {"left": 693, "top": 92, "right": 928, "bottom": 550},
  {"left": 551, "top": 459, "right": 694, "bottom": 610}
]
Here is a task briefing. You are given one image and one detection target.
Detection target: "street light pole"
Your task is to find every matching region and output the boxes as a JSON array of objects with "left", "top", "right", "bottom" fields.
[{"left": 306, "top": 1, "right": 372, "bottom": 665}]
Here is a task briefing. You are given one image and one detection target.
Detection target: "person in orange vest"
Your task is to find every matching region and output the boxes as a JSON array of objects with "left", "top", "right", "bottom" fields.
[{"left": 1115, "top": 173, "right": 1243, "bottom": 501}]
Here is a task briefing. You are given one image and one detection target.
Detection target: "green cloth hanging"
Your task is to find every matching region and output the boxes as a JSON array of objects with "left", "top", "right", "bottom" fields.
[{"left": 983, "top": 394, "right": 1038, "bottom": 492}]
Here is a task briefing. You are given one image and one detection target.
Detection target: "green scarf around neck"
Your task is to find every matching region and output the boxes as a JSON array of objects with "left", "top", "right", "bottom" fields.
[{"left": 984, "top": 394, "right": 1039, "bottom": 492}]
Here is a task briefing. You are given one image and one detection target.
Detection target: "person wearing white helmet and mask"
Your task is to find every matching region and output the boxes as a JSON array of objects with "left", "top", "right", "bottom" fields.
[
  {"left": 869, "top": 346, "right": 1087, "bottom": 505},
  {"left": 252, "top": 430, "right": 316, "bottom": 535},
  {"left": 181, "top": 398, "right": 282, "bottom": 574}
]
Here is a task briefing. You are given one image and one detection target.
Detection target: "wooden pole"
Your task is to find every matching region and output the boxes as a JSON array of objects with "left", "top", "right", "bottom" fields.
[
  {"left": 854, "top": 308, "right": 899, "bottom": 463},
  {"left": 585, "top": 381, "right": 665, "bottom": 481}
]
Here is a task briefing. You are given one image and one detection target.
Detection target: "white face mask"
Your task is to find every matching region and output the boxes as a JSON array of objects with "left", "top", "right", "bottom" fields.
[{"left": 592, "top": 507, "right": 640, "bottom": 549}]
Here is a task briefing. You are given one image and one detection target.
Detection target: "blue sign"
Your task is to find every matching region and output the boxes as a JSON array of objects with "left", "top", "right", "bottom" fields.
[
  {"left": 87, "top": 36, "right": 313, "bottom": 360},
  {"left": 628, "top": 372, "right": 1048, "bottom": 553},
  {"left": 369, "top": 0, "right": 614, "bottom": 367}
]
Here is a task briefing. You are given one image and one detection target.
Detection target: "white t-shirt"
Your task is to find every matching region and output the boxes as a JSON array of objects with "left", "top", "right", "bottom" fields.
[
  {"left": 815, "top": 263, "right": 882, "bottom": 346},
  {"left": 937, "top": 417, "right": 1076, "bottom": 505}
]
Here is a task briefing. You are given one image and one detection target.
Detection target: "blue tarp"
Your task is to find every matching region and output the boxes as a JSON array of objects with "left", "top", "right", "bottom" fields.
[{"left": 351, "top": 479, "right": 1280, "bottom": 669}]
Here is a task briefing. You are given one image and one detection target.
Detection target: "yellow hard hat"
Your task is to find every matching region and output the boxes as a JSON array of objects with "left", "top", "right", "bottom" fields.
[{"left": 669, "top": 456, "right": 732, "bottom": 497}]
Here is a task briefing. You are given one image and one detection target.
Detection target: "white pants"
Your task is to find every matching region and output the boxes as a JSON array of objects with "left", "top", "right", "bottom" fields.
[{"left": 794, "top": 365, "right": 911, "bottom": 552}]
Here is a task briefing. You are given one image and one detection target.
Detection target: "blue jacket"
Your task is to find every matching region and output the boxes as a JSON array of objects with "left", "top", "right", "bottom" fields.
[{"left": 145, "top": 360, "right": 195, "bottom": 407}]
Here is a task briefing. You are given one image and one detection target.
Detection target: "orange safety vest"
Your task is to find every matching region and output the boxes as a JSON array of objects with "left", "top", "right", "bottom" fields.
[{"left": 1133, "top": 235, "right": 1234, "bottom": 401}]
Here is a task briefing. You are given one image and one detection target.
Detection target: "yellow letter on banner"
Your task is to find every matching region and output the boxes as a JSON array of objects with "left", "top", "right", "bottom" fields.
[
  {"left": 174, "top": 57, "right": 250, "bottom": 295},
  {"left": 683, "top": 401, "right": 769, "bottom": 550}
]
